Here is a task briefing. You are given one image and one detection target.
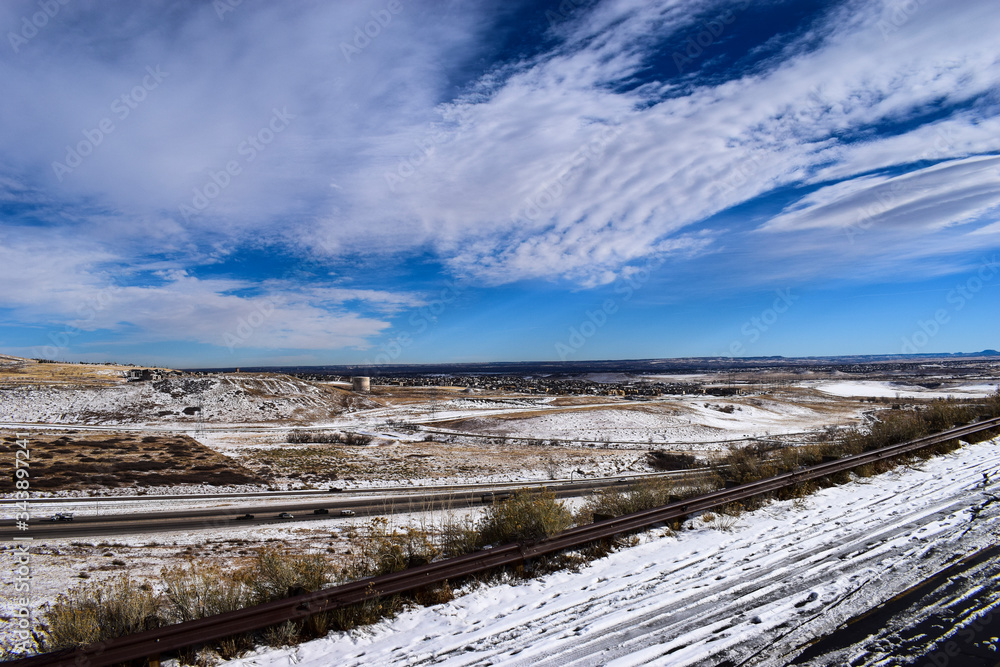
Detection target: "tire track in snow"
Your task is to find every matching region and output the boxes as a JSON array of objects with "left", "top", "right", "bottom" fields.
[
  {"left": 229, "top": 442, "right": 1000, "bottom": 667},
  {"left": 410, "top": 449, "right": 1000, "bottom": 666}
]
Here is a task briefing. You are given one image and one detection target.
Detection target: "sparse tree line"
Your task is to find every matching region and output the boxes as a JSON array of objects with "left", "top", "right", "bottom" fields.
[
  {"left": 29, "top": 359, "right": 121, "bottom": 365},
  {"left": 285, "top": 431, "right": 373, "bottom": 446}
]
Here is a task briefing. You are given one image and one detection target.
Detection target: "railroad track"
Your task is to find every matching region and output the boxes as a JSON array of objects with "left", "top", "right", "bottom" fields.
[{"left": 10, "top": 416, "right": 1000, "bottom": 667}]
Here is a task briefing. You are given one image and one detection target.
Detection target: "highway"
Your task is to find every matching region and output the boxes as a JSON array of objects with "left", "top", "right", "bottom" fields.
[
  {"left": 0, "top": 467, "right": 703, "bottom": 505},
  {"left": 0, "top": 472, "right": 710, "bottom": 540}
]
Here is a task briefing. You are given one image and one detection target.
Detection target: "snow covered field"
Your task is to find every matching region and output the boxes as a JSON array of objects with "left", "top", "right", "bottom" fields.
[
  {"left": 0, "top": 382, "right": 873, "bottom": 496},
  {"left": 810, "top": 380, "right": 998, "bottom": 399},
  {"left": 431, "top": 396, "right": 853, "bottom": 449},
  {"left": 226, "top": 437, "right": 1000, "bottom": 667}
]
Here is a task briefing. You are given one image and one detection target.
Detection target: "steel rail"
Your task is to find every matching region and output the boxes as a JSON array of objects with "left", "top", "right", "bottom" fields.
[{"left": 9, "top": 416, "right": 999, "bottom": 667}]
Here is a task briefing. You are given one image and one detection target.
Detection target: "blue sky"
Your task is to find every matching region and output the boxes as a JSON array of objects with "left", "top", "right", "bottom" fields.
[{"left": 1, "top": 0, "right": 998, "bottom": 368}]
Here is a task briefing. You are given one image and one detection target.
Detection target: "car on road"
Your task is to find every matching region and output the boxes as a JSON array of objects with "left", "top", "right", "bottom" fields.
[
  {"left": 328, "top": 487, "right": 343, "bottom": 493},
  {"left": 48, "top": 513, "right": 74, "bottom": 522},
  {"left": 235, "top": 513, "right": 254, "bottom": 520},
  {"left": 277, "top": 512, "right": 294, "bottom": 518},
  {"left": 313, "top": 508, "right": 329, "bottom": 515},
  {"left": 339, "top": 509, "right": 356, "bottom": 517}
]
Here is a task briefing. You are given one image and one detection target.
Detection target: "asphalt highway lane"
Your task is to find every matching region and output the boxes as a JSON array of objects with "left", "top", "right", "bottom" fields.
[{"left": 1, "top": 476, "right": 694, "bottom": 539}]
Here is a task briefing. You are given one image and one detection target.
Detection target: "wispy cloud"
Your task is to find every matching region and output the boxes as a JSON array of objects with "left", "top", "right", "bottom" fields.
[{"left": 2, "top": 0, "right": 999, "bottom": 363}]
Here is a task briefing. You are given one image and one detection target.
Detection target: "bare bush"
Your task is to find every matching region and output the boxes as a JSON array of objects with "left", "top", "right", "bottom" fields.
[
  {"left": 241, "top": 547, "right": 335, "bottom": 603},
  {"left": 477, "top": 490, "right": 573, "bottom": 546},
  {"left": 344, "top": 517, "right": 440, "bottom": 580},
  {"left": 439, "top": 515, "right": 480, "bottom": 558},
  {"left": 286, "top": 430, "right": 372, "bottom": 446},
  {"left": 286, "top": 431, "right": 342, "bottom": 444},
  {"left": 161, "top": 562, "right": 254, "bottom": 622},
  {"left": 578, "top": 478, "right": 676, "bottom": 523},
  {"left": 646, "top": 451, "right": 699, "bottom": 470},
  {"left": 39, "top": 574, "right": 161, "bottom": 651}
]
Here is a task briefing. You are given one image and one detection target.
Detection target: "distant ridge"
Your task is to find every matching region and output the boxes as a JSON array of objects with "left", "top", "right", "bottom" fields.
[{"left": 185, "top": 350, "right": 1000, "bottom": 376}]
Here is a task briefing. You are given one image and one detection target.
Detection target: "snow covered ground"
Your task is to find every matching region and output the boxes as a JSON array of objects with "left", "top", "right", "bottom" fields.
[
  {"left": 431, "top": 396, "right": 852, "bottom": 449},
  {"left": 810, "top": 380, "right": 998, "bottom": 399},
  {"left": 226, "top": 437, "right": 1000, "bottom": 667},
  {"left": 0, "top": 374, "right": 370, "bottom": 425},
  {"left": 0, "top": 385, "right": 871, "bottom": 497}
]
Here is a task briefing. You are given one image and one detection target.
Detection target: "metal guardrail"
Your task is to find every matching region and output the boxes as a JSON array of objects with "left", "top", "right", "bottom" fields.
[{"left": 10, "top": 417, "right": 1000, "bottom": 667}]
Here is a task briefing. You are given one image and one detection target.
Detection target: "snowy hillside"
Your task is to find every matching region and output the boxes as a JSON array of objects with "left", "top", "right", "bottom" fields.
[
  {"left": 227, "top": 437, "right": 1000, "bottom": 667},
  {"left": 0, "top": 374, "right": 374, "bottom": 425}
]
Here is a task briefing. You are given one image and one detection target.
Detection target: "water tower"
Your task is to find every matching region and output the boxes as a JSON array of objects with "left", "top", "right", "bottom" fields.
[{"left": 351, "top": 376, "right": 371, "bottom": 393}]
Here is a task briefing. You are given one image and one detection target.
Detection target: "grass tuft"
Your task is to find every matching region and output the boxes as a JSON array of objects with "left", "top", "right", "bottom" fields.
[{"left": 477, "top": 490, "right": 573, "bottom": 546}]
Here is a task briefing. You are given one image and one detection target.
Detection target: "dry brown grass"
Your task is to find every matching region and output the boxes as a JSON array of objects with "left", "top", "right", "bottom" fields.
[
  {"left": 477, "top": 490, "right": 573, "bottom": 546},
  {"left": 547, "top": 396, "right": 624, "bottom": 406},
  {"left": 38, "top": 573, "right": 162, "bottom": 652},
  {"left": 239, "top": 438, "right": 618, "bottom": 485},
  {"left": 0, "top": 356, "right": 163, "bottom": 388},
  {"left": 577, "top": 478, "right": 676, "bottom": 523},
  {"left": 0, "top": 431, "right": 266, "bottom": 491}
]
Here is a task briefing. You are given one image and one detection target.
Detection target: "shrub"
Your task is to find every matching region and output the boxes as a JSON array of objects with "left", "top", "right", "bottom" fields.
[
  {"left": 709, "top": 398, "right": 999, "bottom": 495},
  {"left": 286, "top": 431, "right": 373, "bottom": 446},
  {"left": 287, "top": 431, "right": 342, "bottom": 444},
  {"left": 477, "top": 490, "right": 573, "bottom": 546},
  {"left": 344, "top": 518, "right": 439, "bottom": 580},
  {"left": 838, "top": 411, "right": 928, "bottom": 455},
  {"left": 646, "top": 451, "right": 699, "bottom": 470},
  {"left": 987, "top": 387, "right": 1000, "bottom": 417},
  {"left": 243, "top": 547, "right": 334, "bottom": 602},
  {"left": 440, "top": 515, "right": 481, "bottom": 558},
  {"left": 39, "top": 574, "right": 161, "bottom": 651},
  {"left": 342, "top": 432, "right": 373, "bottom": 446},
  {"left": 922, "top": 399, "right": 977, "bottom": 431},
  {"left": 716, "top": 443, "right": 779, "bottom": 484},
  {"left": 578, "top": 478, "right": 676, "bottom": 523},
  {"left": 161, "top": 562, "right": 254, "bottom": 622}
]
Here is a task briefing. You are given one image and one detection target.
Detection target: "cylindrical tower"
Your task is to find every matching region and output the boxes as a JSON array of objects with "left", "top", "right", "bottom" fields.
[{"left": 351, "top": 376, "right": 371, "bottom": 393}]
